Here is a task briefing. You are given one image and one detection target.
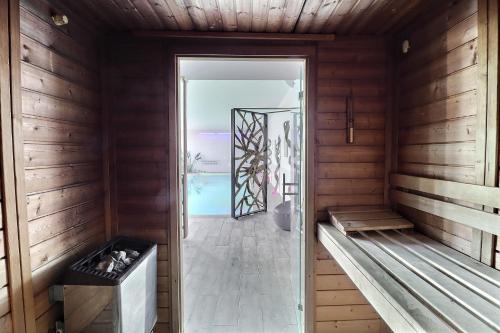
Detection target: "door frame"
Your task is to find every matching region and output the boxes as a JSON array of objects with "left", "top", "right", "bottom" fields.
[{"left": 167, "top": 42, "right": 316, "bottom": 333}]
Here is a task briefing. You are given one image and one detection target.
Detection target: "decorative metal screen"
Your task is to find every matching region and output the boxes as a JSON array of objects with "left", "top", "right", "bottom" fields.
[{"left": 231, "top": 108, "right": 268, "bottom": 219}]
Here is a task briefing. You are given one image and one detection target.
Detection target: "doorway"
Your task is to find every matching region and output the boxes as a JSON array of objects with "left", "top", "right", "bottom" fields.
[{"left": 177, "top": 57, "right": 308, "bottom": 332}]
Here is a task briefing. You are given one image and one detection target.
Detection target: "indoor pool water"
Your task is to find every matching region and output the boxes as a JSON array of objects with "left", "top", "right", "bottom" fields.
[{"left": 187, "top": 173, "right": 231, "bottom": 215}]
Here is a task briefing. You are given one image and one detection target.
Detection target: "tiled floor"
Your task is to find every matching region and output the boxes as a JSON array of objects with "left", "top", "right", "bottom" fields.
[{"left": 182, "top": 213, "right": 300, "bottom": 333}]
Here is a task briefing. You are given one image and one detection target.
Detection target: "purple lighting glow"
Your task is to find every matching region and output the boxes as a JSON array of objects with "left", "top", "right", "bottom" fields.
[{"left": 198, "top": 132, "right": 231, "bottom": 136}]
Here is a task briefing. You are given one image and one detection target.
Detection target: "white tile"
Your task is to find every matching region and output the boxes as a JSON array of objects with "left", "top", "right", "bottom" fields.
[
  {"left": 183, "top": 215, "right": 299, "bottom": 333},
  {"left": 213, "top": 292, "right": 240, "bottom": 326}
]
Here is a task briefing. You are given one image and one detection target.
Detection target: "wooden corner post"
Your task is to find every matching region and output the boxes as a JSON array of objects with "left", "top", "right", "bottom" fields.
[
  {"left": 475, "top": 0, "right": 499, "bottom": 266},
  {"left": 8, "top": 0, "right": 37, "bottom": 330},
  {"left": 482, "top": 0, "right": 499, "bottom": 266},
  {"left": 0, "top": 1, "right": 26, "bottom": 331},
  {"left": 0, "top": 0, "right": 36, "bottom": 331}
]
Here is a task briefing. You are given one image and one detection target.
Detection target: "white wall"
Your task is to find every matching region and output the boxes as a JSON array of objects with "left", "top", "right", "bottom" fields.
[
  {"left": 187, "top": 130, "right": 231, "bottom": 173},
  {"left": 186, "top": 80, "right": 300, "bottom": 174},
  {"left": 267, "top": 80, "right": 301, "bottom": 197}
]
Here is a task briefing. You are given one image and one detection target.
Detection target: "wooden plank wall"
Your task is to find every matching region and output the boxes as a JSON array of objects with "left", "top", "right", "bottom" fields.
[
  {"left": 18, "top": 0, "right": 106, "bottom": 331},
  {"left": 491, "top": 0, "right": 500, "bottom": 270},
  {"left": 314, "top": 38, "right": 389, "bottom": 332},
  {"left": 3, "top": 0, "right": 496, "bottom": 331},
  {"left": 0, "top": 217, "right": 12, "bottom": 331},
  {"left": 394, "top": 0, "right": 480, "bottom": 257},
  {"left": 0, "top": 1, "right": 15, "bottom": 330},
  {"left": 0, "top": 191, "right": 12, "bottom": 329},
  {"left": 314, "top": 39, "right": 387, "bottom": 221},
  {"left": 315, "top": 243, "right": 386, "bottom": 333},
  {"left": 100, "top": 36, "right": 390, "bottom": 332},
  {"left": 497, "top": 243, "right": 500, "bottom": 269},
  {"left": 103, "top": 41, "right": 170, "bottom": 332}
]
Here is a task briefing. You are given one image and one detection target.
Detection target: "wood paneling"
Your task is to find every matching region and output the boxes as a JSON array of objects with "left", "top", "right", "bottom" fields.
[
  {"left": 3, "top": 0, "right": 497, "bottom": 331},
  {"left": 314, "top": 243, "right": 384, "bottom": 332},
  {"left": 19, "top": 1, "right": 105, "bottom": 331},
  {"left": 0, "top": 186, "right": 14, "bottom": 330},
  {"left": 0, "top": 0, "right": 13, "bottom": 329},
  {"left": 1, "top": 0, "right": 30, "bottom": 331},
  {"left": 483, "top": 0, "right": 499, "bottom": 267},
  {"left": 394, "top": 0, "right": 480, "bottom": 257},
  {"left": 58, "top": 0, "right": 434, "bottom": 35},
  {"left": 97, "top": 35, "right": 390, "bottom": 331},
  {"left": 315, "top": 38, "right": 387, "bottom": 221},
  {"left": 104, "top": 41, "right": 169, "bottom": 330}
]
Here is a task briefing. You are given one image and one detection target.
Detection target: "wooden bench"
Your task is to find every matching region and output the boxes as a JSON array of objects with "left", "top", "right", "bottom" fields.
[
  {"left": 318, "top": 208, "right": 500, "bottom": 333},
  {"left": 328, "top": 207, "right": 414, "bottom": 236}
]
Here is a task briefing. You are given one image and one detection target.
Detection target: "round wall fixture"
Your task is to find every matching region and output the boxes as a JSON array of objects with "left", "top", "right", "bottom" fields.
[
  {"left": 51, "top": 14, "right": 69, "bottom": 26},
  {"left": 402, "top": 39, "right": 410, "bottom": 54}
]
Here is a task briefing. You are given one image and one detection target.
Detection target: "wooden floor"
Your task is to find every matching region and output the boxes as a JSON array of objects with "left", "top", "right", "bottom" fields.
[{"left": 182, "top": 213, "right": 300, "bottom": 333}]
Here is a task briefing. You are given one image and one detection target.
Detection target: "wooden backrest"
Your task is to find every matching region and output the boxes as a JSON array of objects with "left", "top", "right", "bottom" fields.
[{"left": 390, "top": 173, "right": 500, "bottom": 236}]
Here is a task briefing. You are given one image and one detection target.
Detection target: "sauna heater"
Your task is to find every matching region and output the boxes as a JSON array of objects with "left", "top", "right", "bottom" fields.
[{"left": 51, "top": 237, "right": 157, "bottom": 333}]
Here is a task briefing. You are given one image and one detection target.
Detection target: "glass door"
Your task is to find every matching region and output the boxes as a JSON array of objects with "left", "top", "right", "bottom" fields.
[
  {"left": 180, "top": 77, "right": 188, "bottom": 238},
  {"left": 290, "top": 64, "right": 305, "bottom": 331}
]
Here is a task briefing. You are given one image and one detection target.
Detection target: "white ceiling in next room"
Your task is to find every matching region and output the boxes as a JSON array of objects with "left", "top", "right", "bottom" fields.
[{"left": 179, "top": 58, "right": 304, "bottom": 80}]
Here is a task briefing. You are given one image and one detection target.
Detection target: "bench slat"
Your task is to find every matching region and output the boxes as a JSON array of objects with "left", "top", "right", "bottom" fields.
[
  {"left": 352, "top": 233, "right": 496, "bottom": 333},
  {"left": 365, "top": 231, "right": 500, "bottom": 331},
  {"left": 391, "top": 190, "right": 500, "bottom": 235},
  {"left": 327, "top": 206, "right": 388, "bottom": 214},
  {"left": 328, "top": 208, "right": 414, "bottom": 235},
  {"left": 333, "top": 211, "right": 402, "bottom": 221},
  {"left": 400, "top": 231, "right": 500, "bottom": 287},
  {"left": 381, "top": 231, "right": 500, "bottom": 307},
  {"left": 391, "top": 173, "right": 500, "bottom": 209},
  {"left": 317, "top": 223, "right": 454, "bottom": 333},
  {"left": 334, "top": 218, "right": 413, "bottom": 233}
]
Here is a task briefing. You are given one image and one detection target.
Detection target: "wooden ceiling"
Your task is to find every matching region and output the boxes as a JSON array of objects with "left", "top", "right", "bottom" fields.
[{"left": 65, "top": 0, "right": 433, "bottom": 35}]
